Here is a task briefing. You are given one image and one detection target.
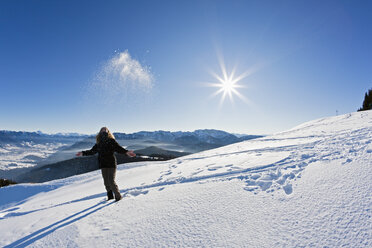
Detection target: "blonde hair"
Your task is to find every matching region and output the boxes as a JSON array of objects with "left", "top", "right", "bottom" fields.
[{"left": 96, "top": 127, "right": 115, "bottom": 144}]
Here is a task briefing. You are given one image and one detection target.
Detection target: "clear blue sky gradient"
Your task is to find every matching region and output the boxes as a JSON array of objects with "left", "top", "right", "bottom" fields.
[{"left": 1, "top": 0, "right": 371, "bottom": 134}]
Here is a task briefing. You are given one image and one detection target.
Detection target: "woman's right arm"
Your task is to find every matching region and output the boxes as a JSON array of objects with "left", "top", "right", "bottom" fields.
[{"left": 77, "top": 144, "right": 98, "bottom": 156}]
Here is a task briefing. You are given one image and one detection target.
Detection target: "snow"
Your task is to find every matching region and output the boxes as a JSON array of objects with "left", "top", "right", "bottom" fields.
[
  {"left": 0, "top": 142, "right": 67, "bottom": 179},
  {"left": 0, "top": 111, "right": 371, "bottom": 247}
]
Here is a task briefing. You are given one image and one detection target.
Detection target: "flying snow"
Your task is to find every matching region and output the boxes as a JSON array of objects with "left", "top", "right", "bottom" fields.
[{"left": 88, "top": 50, "right": 154, "bottom": 105}]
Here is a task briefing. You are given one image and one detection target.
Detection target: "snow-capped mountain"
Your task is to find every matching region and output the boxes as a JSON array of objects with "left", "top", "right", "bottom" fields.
[
  {"left": 114, "top": 129, "right": 261, "bottom": 145},
  {"left": 0, "top": 129, "right": 262, "bottom": 181},
  {"left": 0, "top": 130, "right": 89, "bottom": 145},
  {"left": 0, "top": 111, "right": 371, "bottom": 247}
]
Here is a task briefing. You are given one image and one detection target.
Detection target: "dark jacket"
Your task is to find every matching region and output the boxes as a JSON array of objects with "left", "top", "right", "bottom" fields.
[{"left": 82, "top": 135, "right": 128, "bottom": 168}]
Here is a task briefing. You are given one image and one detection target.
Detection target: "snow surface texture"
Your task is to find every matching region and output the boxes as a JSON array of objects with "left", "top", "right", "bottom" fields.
[{"left": 0, "top": 111, "right": 371, "bottom": 247}]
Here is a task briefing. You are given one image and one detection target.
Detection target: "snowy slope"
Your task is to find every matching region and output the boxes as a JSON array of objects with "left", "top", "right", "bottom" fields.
[{"left": 0, "top": 111, "right": 371, "bottom": 247}]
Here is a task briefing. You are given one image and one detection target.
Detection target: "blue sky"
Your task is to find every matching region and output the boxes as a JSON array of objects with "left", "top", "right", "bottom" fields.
[{"left": 0, "top": 0, "right": 371, "bottom": 135}]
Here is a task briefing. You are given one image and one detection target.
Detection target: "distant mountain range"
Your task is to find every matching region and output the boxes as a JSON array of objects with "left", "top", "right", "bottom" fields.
[
  {"left": 0, "top": 129, "right": 264, "bottom": 183},
  {"left": 113, "top": 129, "right": 262, "bottom": 153},
  {"left": 0, "top": 130, "right": 89, "bottom": 145},
  {"left": 0, "top": 129, "right": 263, "bottom": 144},
  {"left": 0, "top": 129, "right": 262, "bottom": 153},
  {"left": 0, "top": 129, "right": 264, "bottom": 164},
  {"left": 134, "top": 146, "right": 190, "bottom": 158}
]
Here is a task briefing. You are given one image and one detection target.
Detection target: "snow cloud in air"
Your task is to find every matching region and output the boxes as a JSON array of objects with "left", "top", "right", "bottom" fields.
[{"left": 88, "top": 50, "right": 154, "bottom": 105}]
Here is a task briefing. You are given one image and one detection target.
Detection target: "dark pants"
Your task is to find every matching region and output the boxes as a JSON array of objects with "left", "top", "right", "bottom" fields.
[{"left": 101, "top": 168, "right": 121, "bottom": 199}]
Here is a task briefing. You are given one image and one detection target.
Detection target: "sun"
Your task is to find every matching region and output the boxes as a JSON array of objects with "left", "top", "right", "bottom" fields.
[
  {"left": 207, "top": 59, "right": 248, "bottom": 105},
  {"left": 221, "top": 79, "right": 234, "bottom": 93}
]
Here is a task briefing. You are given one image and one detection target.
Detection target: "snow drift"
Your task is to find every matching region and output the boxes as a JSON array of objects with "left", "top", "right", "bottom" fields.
[{"left": 0, "top": 111, "right": 371, "bottom": 247}]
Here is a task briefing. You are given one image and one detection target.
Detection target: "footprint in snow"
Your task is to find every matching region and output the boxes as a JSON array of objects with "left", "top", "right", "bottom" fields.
[
  {"left": 343, "top": 158, "right": 352, "bottom": 164},
  {"left": 250, "top": 174, "right": 260, "bottom": 180},
  {"left": 191, "top": 170, "right": 203, "bottom": 176},
  {"left": 207, "top": 166, "right": 223, "bottom": 171},
  {"left": 125, "top": 190, "right": 149, "bottom": 197},
  {"left": 283, "top": 184, "right": 293, "bottom": 195},
  {"left": 244, "top": 186, "right": 259, "bottom": 192}
]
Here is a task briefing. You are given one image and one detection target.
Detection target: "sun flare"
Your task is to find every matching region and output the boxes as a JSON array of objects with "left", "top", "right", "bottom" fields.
[{"left": 207, "top": 58, "right": 249, "bottom": 105}]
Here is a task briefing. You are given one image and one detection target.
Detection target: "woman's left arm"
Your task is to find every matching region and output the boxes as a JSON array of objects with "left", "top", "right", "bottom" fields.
[{"left": 113, "top": 140, "right": 136, "bottom": 157}]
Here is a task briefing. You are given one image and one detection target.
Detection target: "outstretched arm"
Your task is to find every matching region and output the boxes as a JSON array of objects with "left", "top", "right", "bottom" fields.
[
  {"left": 126, "top": 150, "right": 136, "bottom": 157},
  {"left": 113, "top": 140, "right": 136, "bottom": 157},
  {"left": 76, "top": 144, "right": 98, "bottom": 157}
]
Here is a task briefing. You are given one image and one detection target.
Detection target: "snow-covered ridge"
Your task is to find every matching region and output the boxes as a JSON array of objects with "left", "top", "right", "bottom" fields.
[
  {"left": 0, "top": 129, "right": 262, "bottom": 180},
  {"left": 144, "top": 111, "right": 371, "bottom": 195},
  {"left": 0, "top": 111, "right": 371, "bottom": 247},
  {"left": 114, "top": 129, "right": 262, "bottom": 143}
]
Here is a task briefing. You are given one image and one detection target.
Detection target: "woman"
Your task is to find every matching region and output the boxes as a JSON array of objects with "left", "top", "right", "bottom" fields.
[{"left": 76, "top": 127, "right": 136, "bottom": 201}]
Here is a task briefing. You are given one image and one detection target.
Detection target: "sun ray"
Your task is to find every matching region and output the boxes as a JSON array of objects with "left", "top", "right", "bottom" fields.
[{"left": 207, "top": 57, "right": 251, "bottom": 104}]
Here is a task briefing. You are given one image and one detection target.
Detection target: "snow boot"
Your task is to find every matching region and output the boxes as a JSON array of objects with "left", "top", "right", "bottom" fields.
[
  {"left": 107, "top": 191, "right": 114, "bottom": 200},
  {"left": 115, "top": 195, "right": 122, "bottom": 202}
]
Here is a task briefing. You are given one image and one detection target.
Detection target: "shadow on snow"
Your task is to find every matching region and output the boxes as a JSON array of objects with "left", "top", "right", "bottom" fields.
[{"left": 4, "top": 200, "right": 115, "bottom": 248}]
